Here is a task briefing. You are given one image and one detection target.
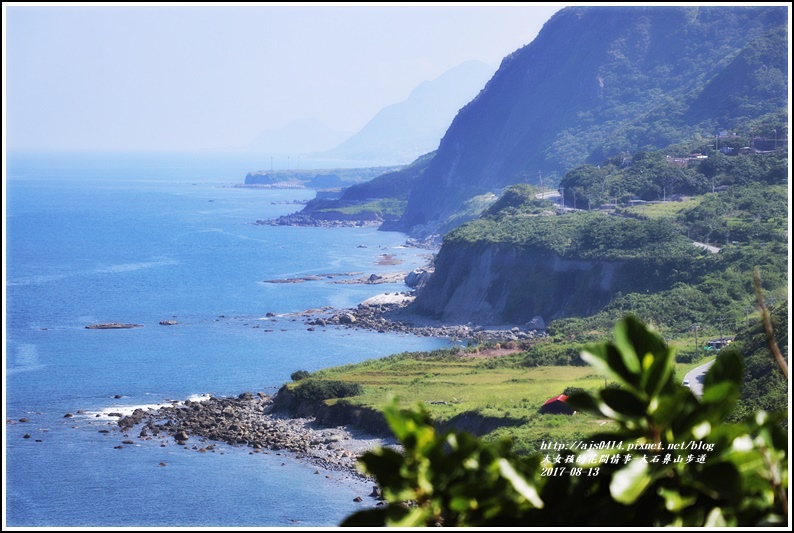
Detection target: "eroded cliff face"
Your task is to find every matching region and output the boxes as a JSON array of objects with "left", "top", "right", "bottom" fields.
[{"left": 410, "top": 243, "right": 627, "bottom": 325}]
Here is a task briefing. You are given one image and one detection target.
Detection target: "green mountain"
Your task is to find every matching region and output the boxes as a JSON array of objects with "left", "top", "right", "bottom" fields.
[{"left": 389, "top": 5, "right": 788, "bottom": 236}]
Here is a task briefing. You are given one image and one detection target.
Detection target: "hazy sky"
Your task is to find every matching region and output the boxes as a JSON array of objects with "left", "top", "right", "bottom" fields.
[{"left": 3, "top": 2, "right": 564, "bottom": 152}]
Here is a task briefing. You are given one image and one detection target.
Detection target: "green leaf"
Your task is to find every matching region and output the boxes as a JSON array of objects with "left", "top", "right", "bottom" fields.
[
  {"left": 580, "top": 344, "right": 622, "bottom": 383},
  {"left": 658, "top": 487, "right": 696, "bottom": 513},
  {"left": 605, "top": 343, "right": 641, "bottom": 387},
  {"left": 390, "top": 506, "right": 435, "bottom": 527},
  {"left": 357, "top": 447, "right": 408, "bottom": 482},
  {"left": 497, "top": 459, "right": 544, "bottom": 508},
  {"left": 600, "top": 387, "right": 649, "bottom": 419},
  {"left": 340, "top": 504, "right": 413, "bottom": 527},
  {"left": 610, "top": 459, "right": 652, "bottom": 504},
  {"left": 696, "top": 462, "right": 743, "bottom": 504},
  {"left": 564, "top": 391, "right": 600, "bottom": 414},
  {"left": 700, "top": 381, "right": 740, "bottom": 407},
  {"left": 612, "top": 317, "right": 644, "bottom": 374},
  {"left": 703, "top": 349, "right": 743, "bottom": 394},
  {"left": 449, "top": 496, "right": 473, "bottom": 513},
  {"left": 639, "top": 342, "right": 676, "bottom": 399},
  {"left": 704, "top": 507, "right": 729, "bottom": 527}
]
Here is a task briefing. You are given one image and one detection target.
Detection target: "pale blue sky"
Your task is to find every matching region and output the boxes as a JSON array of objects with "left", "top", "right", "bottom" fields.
[{"left": 3, "top": 3, "right": 564, "bottom": 152}]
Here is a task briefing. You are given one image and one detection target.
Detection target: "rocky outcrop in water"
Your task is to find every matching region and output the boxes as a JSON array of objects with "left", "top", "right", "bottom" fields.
[{"left": 85, "top": 323, "right": 143, "bottom": 329}]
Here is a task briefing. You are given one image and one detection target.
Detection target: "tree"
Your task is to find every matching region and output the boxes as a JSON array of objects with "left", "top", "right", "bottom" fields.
[{"left": 342, "top": 316, "right": 787, "bottom": 527}]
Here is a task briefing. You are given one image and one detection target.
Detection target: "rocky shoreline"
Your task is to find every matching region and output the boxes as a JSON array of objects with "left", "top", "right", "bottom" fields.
[
  {"left": 87, "top": 259, "right": 544, "bottom": 493},
  {"left": 254, "top": 213, "right": 382, "bottom": 228},
  {"left": 305, "top": 298, "right": 547, "bottom": 343},
  {"left": 110, "top": 392, "right": 396, "bottom": 487},
  {"left": 85, "top": 322, "right": 144, "bottom": 329}
]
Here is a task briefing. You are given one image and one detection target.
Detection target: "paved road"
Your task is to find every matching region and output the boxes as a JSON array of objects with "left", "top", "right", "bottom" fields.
[
  {"left": 535, "top": 191, "right": 561, "bottom": 200},
  {"left": 692, "top": 241, "right": 721, "bottom": 254},
  {"left": 683, "top": 358, "right": 717, "bottom": 397}
]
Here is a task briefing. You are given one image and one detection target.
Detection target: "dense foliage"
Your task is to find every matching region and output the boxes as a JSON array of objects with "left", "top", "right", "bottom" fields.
[
  {"left": 342, "top": 317, "right": 788, "bottom": 527},
  {"left": 394, "top": 6, "right": 787, "bottom": 234},
  {"left": 483, "top": 184, "right": 556, "bottom": 216},
  {"left": 290, "top": 370, "right": 310, "bottom": 381},
  {"left": 675, "top": 183, "right": 788, "bottom": 244},
  {"left": 727, "top": 301, "right": 788, "bottom": 425},
  {"left": 290, "top": 379, "right": 364, "bottom": 402},
  {"left": 558, "top": 146, "right": 787, "bottom": 208},
  {"left": 447, "top": 210, "right": 699, "bottom": 263},
  {"left": 439, "top": 145, "right": 787, "bottom": 349},
  {"left": 297, "top": 151, "right": 434, "bottom": 222}
]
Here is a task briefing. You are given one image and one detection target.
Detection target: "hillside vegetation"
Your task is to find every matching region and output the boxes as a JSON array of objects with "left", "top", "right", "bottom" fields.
[
  {"left": 341, "top": 316, "right": 787, "bottom": 527},
  {"left": 390, "top": 5, "right": 788, "bottom": 236}
]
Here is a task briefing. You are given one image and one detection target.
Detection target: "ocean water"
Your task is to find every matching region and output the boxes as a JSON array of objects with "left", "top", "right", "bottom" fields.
[{"left": 4, "top": 151, "right": 450, "bottom": 528}]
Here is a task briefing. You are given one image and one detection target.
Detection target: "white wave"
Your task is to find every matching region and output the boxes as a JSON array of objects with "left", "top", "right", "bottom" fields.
[
  {"left": 9, "top": 258, "right": 179, "bottom": 285},
  {"left": 92, "top": 258, "right": 178, "bottom": 274},
  {"left": 7, "top": 273, "right": 71, "bottom": 286},
  {"left": 83, "top": 393, "right": 214, "bottom": 420},
  {"left": 6, "top": 344, "right": 45, "bottom": 375},
  {"left": 190, "top": 227, "right": 273, "bottom": 244}
]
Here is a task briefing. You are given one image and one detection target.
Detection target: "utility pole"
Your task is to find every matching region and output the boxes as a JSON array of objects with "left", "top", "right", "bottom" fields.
[
  {"left": 538, "top": 171, "right": 544, "bottom": 195},
  {"left": 744, "top": 306, "right": 752, "bottom": 327},
  {"left": 717, "top": 316, "right": 725, "bottom": 344},
  {"left": 693, "top": 323, "right": 700, "bottom": 354},
  {"left": 559, "top": 187, "right": 565, "bottom": 212}
]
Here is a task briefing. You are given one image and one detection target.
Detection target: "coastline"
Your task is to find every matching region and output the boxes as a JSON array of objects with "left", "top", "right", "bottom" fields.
[
  {"left": 85, "top": 267, "right": 543, "bottom": 495},
  {"left": 304, "top": 297, "right": 547, "bottom": 343},
  {"left": 94, "top": 391, "right": 396, "bottom": 489}
]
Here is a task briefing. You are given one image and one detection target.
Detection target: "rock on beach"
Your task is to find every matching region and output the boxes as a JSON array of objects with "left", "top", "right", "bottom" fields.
[{"left": 112, "top": 392, "right": 393, "bottom": 480}]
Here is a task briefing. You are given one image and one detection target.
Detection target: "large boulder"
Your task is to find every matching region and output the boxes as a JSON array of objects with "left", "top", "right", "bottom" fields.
[
  {"left": 405, "top": 268, "right": 433, "bottom": 290},
  {"left": 526, "top": 316, "right": 546, "bottom": 331}
]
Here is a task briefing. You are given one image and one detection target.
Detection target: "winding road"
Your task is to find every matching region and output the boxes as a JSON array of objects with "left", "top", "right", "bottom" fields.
[{"left": 682, "top": 358, "right": 717, "bottom": 397}]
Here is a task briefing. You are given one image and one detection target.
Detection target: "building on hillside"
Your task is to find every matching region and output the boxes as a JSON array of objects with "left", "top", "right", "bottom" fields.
[
  {"left": 706, "top": 337, "right": 734, "bottom": 350},
  {"left": 666, "top": 154, "right": 708, "bottom": 167}
]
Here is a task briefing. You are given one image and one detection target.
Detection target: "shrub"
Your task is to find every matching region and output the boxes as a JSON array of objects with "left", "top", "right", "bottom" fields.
[
  {"left": 342, "top": 316, "right": 787, "bottom": 527},
  {"left": 290, "top": 370, "right": 311, "bottom": 381},
  {"left": 291, "top": 380, "right": 363, "bottom": 402}
]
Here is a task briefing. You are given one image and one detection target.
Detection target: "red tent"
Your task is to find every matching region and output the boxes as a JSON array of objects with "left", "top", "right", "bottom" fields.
[{"left": 539, "top": 394, "right": 574, "bottom": 415}]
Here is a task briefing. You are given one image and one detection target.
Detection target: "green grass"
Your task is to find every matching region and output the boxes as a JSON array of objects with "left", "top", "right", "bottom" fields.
[
  {"left": 316, "top": 198, "right": 407, "bottom": 217},
  {"left": 291, "top": 345, "right": 716, "bottom": 455},
  {"left": 622, "top": 197, "right": 703, "bottom": 219}
]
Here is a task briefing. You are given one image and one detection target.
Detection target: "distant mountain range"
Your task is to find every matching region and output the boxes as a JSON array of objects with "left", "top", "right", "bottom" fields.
[
  {"left": 267, "top": 6, "right": 787, "bottom": 241},
  {"left": 247, "top": 60, "right": 495, "bottom": 164},
  {"left": 320, "top": 60, "right": 495, "bottom": 164},
  {"left": 248, "top": 117, "right": 351, "bottom": 155}
]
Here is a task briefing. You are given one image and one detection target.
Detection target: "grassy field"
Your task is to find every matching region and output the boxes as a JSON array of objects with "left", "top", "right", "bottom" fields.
[
  {"left": 621, "top": 197, "right": 703, "bottom": 219},
  {"left": 319, "top": 198, "right": 407, "bottom": 217},
  {"left": 294, "top": 344, "right": 717, "bottom": 455}
]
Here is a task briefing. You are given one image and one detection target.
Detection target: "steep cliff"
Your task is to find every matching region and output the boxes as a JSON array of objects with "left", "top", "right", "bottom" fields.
[
  {"left": 390, "top": 6, "right": 788, "bottom": 236},
  {"left": 408, "top": 207, "right": 703, "bottom": 325},
  {"left": 410, "top": 243, "right": 626, "bottom": 324}
]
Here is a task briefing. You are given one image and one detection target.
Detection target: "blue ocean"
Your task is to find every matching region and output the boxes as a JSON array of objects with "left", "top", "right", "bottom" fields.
[{"left": 4, "top": 151, "right": 450, "bottom": 528}]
